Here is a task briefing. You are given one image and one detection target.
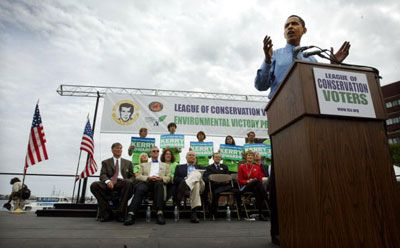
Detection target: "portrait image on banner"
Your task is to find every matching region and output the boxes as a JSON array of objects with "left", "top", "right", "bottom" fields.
[{"left": 101, "top": 93, "right": 269, "bottom": 137}]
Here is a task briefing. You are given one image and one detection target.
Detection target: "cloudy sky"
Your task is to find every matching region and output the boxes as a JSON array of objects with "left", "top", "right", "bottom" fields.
[{"left": 0, "top": 0, "right": 399, "bottom": 197}]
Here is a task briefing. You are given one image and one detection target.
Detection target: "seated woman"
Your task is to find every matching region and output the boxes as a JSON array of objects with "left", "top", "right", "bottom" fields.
[
  {"left": 161, "top": 148, "right": 177, "bottom": 202},
  {"left": 237, "top": 150, "right": 268, "bottom": 221}
]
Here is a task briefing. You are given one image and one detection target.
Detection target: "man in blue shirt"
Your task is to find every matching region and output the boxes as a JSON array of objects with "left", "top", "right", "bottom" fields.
[
  {"left": 254, "top": 15, "right": 351, "bottom": 245},
  {"left": 255, "top": 15, "right": 351, "bottom": 99}
]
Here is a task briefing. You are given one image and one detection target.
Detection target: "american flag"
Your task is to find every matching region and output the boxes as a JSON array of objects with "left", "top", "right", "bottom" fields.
[
  {"left": 24, "top": 103, "right": 48, "bottom": 172},
  {"left": 76, "top": 118, "right": 97, "bottom": 180}
]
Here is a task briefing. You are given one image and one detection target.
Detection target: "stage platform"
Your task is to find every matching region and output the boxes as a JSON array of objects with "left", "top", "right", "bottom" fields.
[{"left": 0, "top": 212, "right": 277, "bottom": 248}]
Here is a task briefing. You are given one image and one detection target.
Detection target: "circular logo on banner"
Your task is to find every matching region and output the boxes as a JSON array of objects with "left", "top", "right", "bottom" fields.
[
  {"left": 149, "top": 101, "right": 163, "bottom": 112},
  {"left": 112, "top": 100, "right": 140, "bottom": 126}
]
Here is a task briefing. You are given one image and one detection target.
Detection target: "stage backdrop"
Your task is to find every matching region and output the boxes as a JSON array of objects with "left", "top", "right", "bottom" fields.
[{"left": 100, "top": 93, "right": 268, "bottom": 137}]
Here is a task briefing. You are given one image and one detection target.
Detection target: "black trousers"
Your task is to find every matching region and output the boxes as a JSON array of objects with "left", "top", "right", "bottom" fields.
[
  {"left": 241, "top": 180, "right": 266, "bottom": 211},
  {"left": 127, "top": 182, "right": 147, "bottom": 213},
  {"left": 269, "top": 143, "right": 279, "bottom": 237},
  {"left": 146, "top": 180, "right": 165, "bottom": 210},
  {"left": 90, "top": 179, "right": 133, "bottom": 218},
  {"left": 127, "top": 181, "right": 165, "bottom": 213},
  {"left": 209, "top": 184, "right": 241, "bottom": 215}
]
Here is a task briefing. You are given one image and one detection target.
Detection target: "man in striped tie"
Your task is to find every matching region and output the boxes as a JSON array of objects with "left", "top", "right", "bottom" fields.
[{"left": 90, "top": 143, "right": 135, "bottom": 222}]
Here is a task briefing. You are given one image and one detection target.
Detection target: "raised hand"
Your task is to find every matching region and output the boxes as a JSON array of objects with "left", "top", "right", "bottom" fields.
[
  {"left": 331, "top": 41, "right": 351, "bottom": 63},
  {"left": 263, "top": 35, "right": 273, "bottom": 64}
]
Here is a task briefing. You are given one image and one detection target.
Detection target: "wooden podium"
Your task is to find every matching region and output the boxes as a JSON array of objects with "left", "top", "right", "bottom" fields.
[{"left": 266, "top": 61, "right": 400, "bottom": 247}]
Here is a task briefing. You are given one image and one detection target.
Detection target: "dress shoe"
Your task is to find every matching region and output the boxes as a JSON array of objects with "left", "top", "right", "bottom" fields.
[
  {"left": 190, "top": 212, "right": 200, "bottom": 223},
  {"left": 156, "top": 213, "right": 166, "bottom": 225},
  {"left": 124, "top": 213, "right": 135, "bottom": 226},
  {"left": 271, "top": 235, "right": 280, "bottom": 246}
]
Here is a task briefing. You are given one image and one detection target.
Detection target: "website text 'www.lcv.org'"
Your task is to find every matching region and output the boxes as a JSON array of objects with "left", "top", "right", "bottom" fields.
[{"left": 337, "top": 107, "right": 359, "bottom": 113}]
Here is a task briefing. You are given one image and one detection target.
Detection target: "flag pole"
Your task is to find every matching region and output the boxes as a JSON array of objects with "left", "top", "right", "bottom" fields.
[
  {"left": 72, "top": 114, "right": 90, "bottom": 203},
  {"left": 79, "top": 91, "right": 100, "bottom": 204},
  {"left": 71, "top": 149, "right": 83, "bottom": 203}
]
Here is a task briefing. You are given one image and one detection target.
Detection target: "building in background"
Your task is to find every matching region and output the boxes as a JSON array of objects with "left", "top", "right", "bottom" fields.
[{"left": 382, "top": 81, "right": 400, "bottom": 144}]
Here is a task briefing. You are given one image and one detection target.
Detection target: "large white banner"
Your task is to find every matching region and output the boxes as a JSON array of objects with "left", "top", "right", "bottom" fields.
[{"left": 100, "top": 93, "right": 268, "bottom": 137}]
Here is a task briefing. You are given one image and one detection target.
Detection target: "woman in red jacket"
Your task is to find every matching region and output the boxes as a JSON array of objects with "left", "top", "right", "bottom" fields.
[{"left": 238, "top": 150, "right": 268, "bottom": 220}]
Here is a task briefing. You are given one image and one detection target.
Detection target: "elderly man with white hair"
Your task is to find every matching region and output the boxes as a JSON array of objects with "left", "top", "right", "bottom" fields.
[{"left": 174, "top": 151, "right": 205, "bottom": 223}]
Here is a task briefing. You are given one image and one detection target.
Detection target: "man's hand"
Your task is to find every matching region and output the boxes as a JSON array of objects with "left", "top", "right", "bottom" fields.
[
  {"left": 263, "top": 35, "right": 273, "bottom": 64},
  {"left": 331, "top": 41, "right": 351, "bottom": 64},
  {"left": 107, "top": 181, "right": 114, "bottom": 190}
]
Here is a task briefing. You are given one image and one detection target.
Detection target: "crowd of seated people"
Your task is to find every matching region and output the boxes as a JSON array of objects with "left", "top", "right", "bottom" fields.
[{"left": 90, "top": 124, "right": 271, "bottom": 225}]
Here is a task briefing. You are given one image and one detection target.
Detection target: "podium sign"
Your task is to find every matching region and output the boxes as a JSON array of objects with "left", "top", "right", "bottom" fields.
[{"left": 313, "top": 68, "right": 376, "bottom": 118}]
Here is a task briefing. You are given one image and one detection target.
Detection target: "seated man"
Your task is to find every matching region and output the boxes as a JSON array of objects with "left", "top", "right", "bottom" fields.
[
  {"left": 203, "top": 152, "right": 240, "bottom": 220},
  {"left": 174, "top": 151, "right": 205, "bottom": 223},
  {"left": 90, "top": 142, "right": 134, "bottom": 222},
  {"left": 3, "top": 177, "right": 27, "bottom": 211},
  {"left": 124, "top": 146, "right": 171, "bottom": 225}
]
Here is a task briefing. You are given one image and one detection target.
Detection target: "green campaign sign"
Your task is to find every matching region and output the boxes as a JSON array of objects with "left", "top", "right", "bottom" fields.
[
  {"left": 131, "top": 137, "right": 156, "bottom": 153},
  {"left": 160, "top": 134, "right": 185, "bottom": 148},
  {"left": 220, "top": 144, "right": 243, "bottom": 161},
  {"left": 190, "top": 142, "right": 214, "bottom": 157},
  {"left": 244, "top": 143, "right": 269, "bottom": 157}
]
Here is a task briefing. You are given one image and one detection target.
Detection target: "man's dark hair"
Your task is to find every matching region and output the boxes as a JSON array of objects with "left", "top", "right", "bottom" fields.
[
  {"left": 288, "top": 15, "right": 305, "bottom": 27},
  {"left": 10, "top": 177, "right": 20, "bottom": 185},
  {"left": 119, "top": 103, "right": 134, "bottom": 113},
  {"left": 167, "top": 122, "right": 177, "bottom": 130},
  {"left": 111, "top": 142, "right": 122, "bottom": 149},
  {"left": 247, "top": 131, "right": 255, "bottom": 137}
]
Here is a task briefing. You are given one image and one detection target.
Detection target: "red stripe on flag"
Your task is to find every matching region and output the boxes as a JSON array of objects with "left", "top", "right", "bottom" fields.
[
  {"left": 31, "top": 127, "right": 42, "bottom": 163},
  {"left": 24, "top": 104, "right": 48, "bottom": 171}
]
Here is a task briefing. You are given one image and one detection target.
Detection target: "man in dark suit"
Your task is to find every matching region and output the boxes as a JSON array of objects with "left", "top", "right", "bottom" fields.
[
  {"left": 204, "top": 152, "right": 239, "bottom": 220},
  {"left": 90, "top": 142, "right": 134, "bottom": 222},
  {"left": 174, "top": 151, "right": 204, "bottom": 223}
]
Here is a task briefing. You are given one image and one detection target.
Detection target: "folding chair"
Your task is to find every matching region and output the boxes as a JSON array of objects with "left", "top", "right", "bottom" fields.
[
  {"left": 231, "top": 173, "right": 270, "bottom": 219},
  {"left": 208, "top": 174, "right": 240, "bottom": 220}
]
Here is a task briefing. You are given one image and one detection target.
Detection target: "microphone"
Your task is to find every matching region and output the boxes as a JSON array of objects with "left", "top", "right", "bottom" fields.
[
  {"left": 293, "top": 46, "right": 314, "bottom": 60},
  {"left": 293, "top": 45, "right": 314, "bottom": 54},
  {"left": 303, "top": 49, "right": 328, "bottom": 58}
]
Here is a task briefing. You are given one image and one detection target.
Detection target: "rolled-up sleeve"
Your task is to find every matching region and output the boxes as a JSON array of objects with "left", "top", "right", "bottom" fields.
[{"left": 255, "top": 61, "right": 272, "bottom": 91}]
